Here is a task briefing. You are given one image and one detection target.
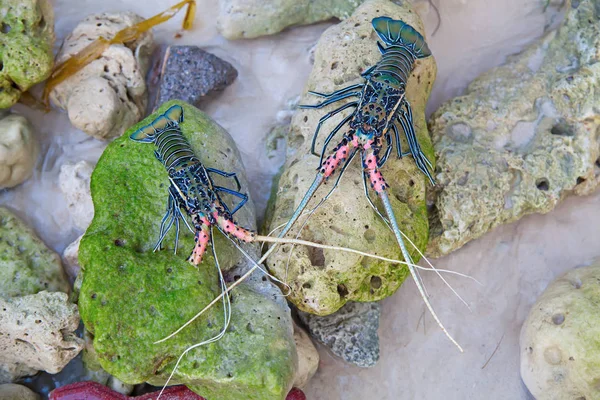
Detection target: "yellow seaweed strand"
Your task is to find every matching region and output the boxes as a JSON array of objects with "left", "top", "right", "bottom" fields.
[{"left": 42, "top": 0, "right": 196, "bottom": 105}]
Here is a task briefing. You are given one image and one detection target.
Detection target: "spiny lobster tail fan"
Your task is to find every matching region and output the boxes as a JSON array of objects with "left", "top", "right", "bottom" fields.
[
  {"left": 164, "top": 104, "right": 184, "bottom": 124},
  {"left": 129, "top": 105, "right": 184, "bottom": 143},
  {"left": 372, "top": 17, "right": 431, "bottom": 59},
  {"left": 130, "top": 124, "right": 156, "bottom": 143}
]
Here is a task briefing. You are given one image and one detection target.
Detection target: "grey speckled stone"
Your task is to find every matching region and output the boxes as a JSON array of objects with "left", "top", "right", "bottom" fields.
[
  {"left": 426, "top": 0, "right": 600, "bottom": 257},
  {"left": 299, "top": 302, "right": 380, "bottom": 367},
  {"left": 152, "top": 46, "right": 238, "bottom": 110}
]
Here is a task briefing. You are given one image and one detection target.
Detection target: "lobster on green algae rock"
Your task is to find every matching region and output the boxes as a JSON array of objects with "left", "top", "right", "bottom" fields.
[
  {"left": 78, "top": 101, "right": 296, "bottom": 400},
  {"left": 128, "top": 104, "right": 256, "bottom": 266}
]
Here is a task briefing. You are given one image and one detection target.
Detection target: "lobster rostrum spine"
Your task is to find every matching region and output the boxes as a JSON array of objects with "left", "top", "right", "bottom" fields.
[{"left": 130, "top": 105, "right": 255, "bottom": 265}]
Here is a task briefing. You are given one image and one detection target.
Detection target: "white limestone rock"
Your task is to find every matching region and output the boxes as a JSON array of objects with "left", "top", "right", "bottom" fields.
[
  {"left": 59, "top": 161, "right": 94, "bottom": 231},
  {"left": 293, "top": 323, "right": 319, "bottom": 389},
  {"left": 49, "top": 12, "right": 153, "bottom": 140},
  {"left": 62, "top": 235, "right": 82, "bottom": 281},
  {"left": 0, "top": 291, "right": 83, "bottom": 384},
  {"left": 0, "top": 114, "right": 39, "bottom": 189}
]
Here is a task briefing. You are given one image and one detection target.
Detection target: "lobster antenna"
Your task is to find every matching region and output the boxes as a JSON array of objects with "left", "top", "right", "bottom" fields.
[
  {"left": 156, "top": 228, "right": 231, "bottom": 399},
  {"left": 155, "top": 227, "right": 291, "bottom": 344},
  {"left": 155, "top": 233, "right": 477, "bottom": 344},
  {"left": 398, "top": 222, "right": 478, "bottom": 309},
  {"left": 222, "top": 231, "right": 292, "bottom": 295},
  {"left": 378, "top": 190, "right": 463, "bottom": 352},
  {"left": 258, "top": 236, "right": 479, "bottom": 281},
  {"left": 428, "top": 0, "right": 442, "bottom": 36},
  {"left": 261, "top": 209, "right": 317, "bottom": 252},
  {"left": 284, "top": 151, "right": 357, "bottom": 281}
]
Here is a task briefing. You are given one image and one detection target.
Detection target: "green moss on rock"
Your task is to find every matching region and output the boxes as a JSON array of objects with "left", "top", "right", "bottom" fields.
[
  {"left": 264, "top": 0, "right": 435, "bottom": 316},
  {"left": 0, "top": 207, "right": 68, "bottom": 298},
  {"left": 0, "top": 0, "right": 55, "bottom": 108},
  {"left": 79, "top": 101, "right": 295, "bottom": 400}
]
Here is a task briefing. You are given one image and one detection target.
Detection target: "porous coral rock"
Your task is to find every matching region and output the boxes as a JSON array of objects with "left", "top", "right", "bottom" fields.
[
  {"left": 264, "top": 0, "right": 435, "bottom": 315},
  {"left": 79, "top": 101, "right": 296, "bottom": 400},
  {"left": 0, "top": 207, "right": 68, "bottom": 298},
  {"left": 217, "top": 0, "right": 366, "bottom": 39},
  {"left": 0, "top": 207, "right": 76, "bottom": 383},
  {"left": 49, "top": 12, "right": 153, "bottom": 140},
  {"left": 0, "top": 291, "right": 83, "bottom": 384},
  {"left": 0, "top": 114, "right": 39, "bottom": 189},
  {"left": 0, "top": 0, "right": 55, "bottom": 109},
  {"left": 61, "top": 234, "right": 82, "bottom": 282},
  {"left": 427, "top": 0, "right": 600, "bottom": 257},
  {"left": 59, "top": 161, "right": 94, "bottom": 231},
  {"left": 520, "top": 264, "right": 600, "bottom": 400}
]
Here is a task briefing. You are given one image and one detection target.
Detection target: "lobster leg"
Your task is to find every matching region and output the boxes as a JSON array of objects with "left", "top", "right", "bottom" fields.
[
  {"left": 308, "top": 83, "right": 363, "bottom": 98},
  {"left": 213, "top": 186, "right": 248, "bottom": 216},
  {"left": 154, "top": 186, "right": 192, "bottom": 253},
  {"left": 303, "top": 101, "right": 358, "bottom": 161},
  {"left": 316, "top": 113, "right": 353, "bottom": 163},
  {"left": 300, "top": 91, "right": 361, "bottom": 109},
  {"left": 402, "top": 103, "right": 434, "bottom": 170},
  {"left": 205, "top": 167, "right": 242, "bottom": 191},
  {"left": 397, "top": 101, "right": 435, "bottom": 185},
  {"left": 188, "top": 216, "right": 211, "bottom": 266},
  {"left": 154, "top": 191, "right": 179, "bottom": 252},
  {"left": 377, "top": 130, "right": 393, "bottom": 168},
  {"left": 391, "top": 123, "right": 411, "bottom": 159}
]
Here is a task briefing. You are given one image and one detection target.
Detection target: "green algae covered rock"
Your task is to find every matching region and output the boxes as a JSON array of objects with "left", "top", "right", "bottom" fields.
[
  {"left": 0, "top": 207, "right": 69, "bottom": 298},
  {"left": 520, "top": 264, "right": 600, "bottom": 400},
  {"left": 264, "top": 0, "right": 436, "bottom": 316},
  {"left": 79, "top": 101, "right": 296, "bottom": 400},
  {"left": 0, "top": 0, "right": 55, "bottom": 109},
  {"left": 218, "top": 0, "right": 366, "bottom": 39}
]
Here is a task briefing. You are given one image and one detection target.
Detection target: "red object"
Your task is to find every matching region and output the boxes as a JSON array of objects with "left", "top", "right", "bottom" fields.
[
  {"left": 49, "top": 382, "right": 204, "bottom": 400},
  {"left": 286, "top": 388, "right": 307, "bottom": 400},
  {"left": 50, "top": 381, "right": 306, "bottom": 400}
]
